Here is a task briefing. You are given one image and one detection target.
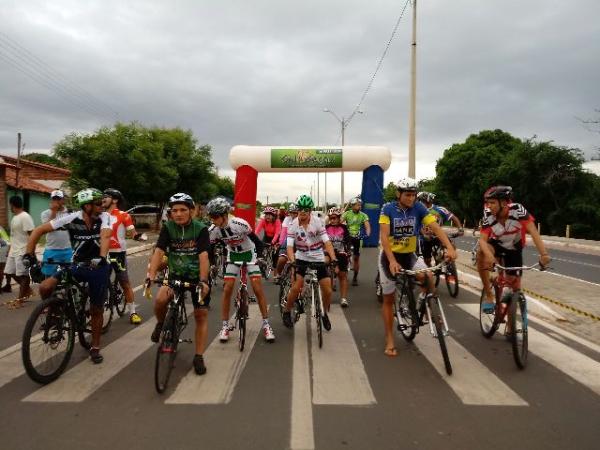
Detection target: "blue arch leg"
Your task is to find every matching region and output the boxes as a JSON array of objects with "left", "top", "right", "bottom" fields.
[{"left": 360, "top": 165, "right": 384, "bottom": 247}]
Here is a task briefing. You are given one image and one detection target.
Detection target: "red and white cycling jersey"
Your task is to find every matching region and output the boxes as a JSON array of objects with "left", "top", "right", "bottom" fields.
[
  {"left": 109, "top": 209, "right": 135, "bottom": 252},
  {"left": 480, "top": 203, "right": 534, "bottom": 250}
]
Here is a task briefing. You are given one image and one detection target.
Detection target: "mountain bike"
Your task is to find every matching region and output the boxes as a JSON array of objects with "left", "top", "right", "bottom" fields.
[
  {"left": 393, "top": 262, "right": 452, "bottom": 375},
  {"left": 479, "top": 262, "right": 543, "bottom": 369},
  {"left": 153, "top": 278, "right": 196, "bottom": 393},
  {"left": 21, "top": 261, "right": 99, "bottom": 384},
  {"left": 431, "top": 230, "right": 462, "bottom": 298}
]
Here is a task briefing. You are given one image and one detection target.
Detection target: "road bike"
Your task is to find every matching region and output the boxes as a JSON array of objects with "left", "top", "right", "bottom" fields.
[
  {"left": 278, "top": 261, "right": 294, "bottom": 317},
  {"left": 479, "top": 262, "right": 543, "bottom": 369},
  {"left": 108, "top": 256, "right": 126, "bottom": 317},
  {"left": 153, "top": 278, "right": 196, "bottom": 393},
  {"left": 21, "top": 261, "right": 102, "bottom": 384},
  {"left": 393, "top": 262, "right": 453, "bottom": 375},
  {"left": 260, "top": 243, "right": 277, "bottom": 280},
  {"left": 227, "top": 261, "right": 259, "bottom": 351},
  {"left": 431, "top": 230, "right": 462, "bottom": 298},
  {"left": 210, "top": 241, "right": 226, "bottom": 287}
]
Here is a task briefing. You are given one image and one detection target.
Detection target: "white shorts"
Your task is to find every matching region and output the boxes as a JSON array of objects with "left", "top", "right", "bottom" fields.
[
  {"left": 224, "top": 262, "right": 262, "bottom": 280},
  {"left": 5, "top": 255, "right": 29, "bottom": 276},
  {"left": 377, "top": 251, "right": 428, "bottom": 296}
]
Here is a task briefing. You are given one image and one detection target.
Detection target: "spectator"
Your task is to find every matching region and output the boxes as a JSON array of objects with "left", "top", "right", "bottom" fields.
[
  {"left": 5, "top": 196, "right": 35, "bottom": 303},
  {"left": 40, "top": 190, "right": 73, "bottom": 278},
  {"left": 0, "top": 224, "right": 9, "bottom": 292}
]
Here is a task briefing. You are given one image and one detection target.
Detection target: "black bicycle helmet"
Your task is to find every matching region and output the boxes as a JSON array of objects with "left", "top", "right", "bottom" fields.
[{"left": 484, "top": 185, "right": 513, "bottom": 200}]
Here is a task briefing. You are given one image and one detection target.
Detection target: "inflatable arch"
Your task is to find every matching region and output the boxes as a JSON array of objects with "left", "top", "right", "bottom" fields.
[{"left": 229, "top": 145, "right": 391, "bottom": 247}]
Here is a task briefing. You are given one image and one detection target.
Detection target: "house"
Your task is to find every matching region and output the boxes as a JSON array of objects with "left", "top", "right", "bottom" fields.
[{"left": 0, "top": 154, "right": 71, "bottom": 229}]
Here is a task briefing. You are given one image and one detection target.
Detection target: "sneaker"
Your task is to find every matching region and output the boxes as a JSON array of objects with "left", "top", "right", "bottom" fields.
[
  {"left": 263, "top": 324, "right": 275, "bottom": 342},
  {"left": 482, "top": 301, "right": 496, "bottom": 314},
  {"left": 1, "top": 284, "right": 11, "bottom": 293},
  {"left": 351, "top": 278, "right": 358, "bottom": 287},
  {"left": 129, "top": 312, "right": 142, "bottom": 325},
  {"left": 340, "top": 298, "right": 349, "bottom": 308},
  {"left": 219, "top": 325, "right": 230, "bottom": 342},
  {"left": 282, "top": 311, "right": 293, "bottom": 329},
  {"left": 89, "top": 347, "right": 103, "bottom": 364},
  {"left": 193, "top": 354, "right": 207, "bottom": 375},
  {"left": 321, "top": 313, "right": 331, "bottom": 331},
  {"left": 150, "top": 322, "right": 163, "bottom": 343}
]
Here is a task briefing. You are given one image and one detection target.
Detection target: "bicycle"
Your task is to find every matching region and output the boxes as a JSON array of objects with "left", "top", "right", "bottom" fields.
[
  {"left": 261, "top": 243, "right": 277, "bottom": 279},
  {"left": 227, "top": 261, "right": 257, "bottom": 351},
  {"left": 289, "top": 261, "right": 332, "bottom": 349},
  {"left": 479, "top": 262, "right": 542, "bottom": 369},
  {"left": 153, "top": 278, "right": 196, "bottom": 393},
  {"left": 278, "top": 261, "right": 294, "bottom": 317},
  {"left": 392, "top": 262, "right": 453, "bottom": 375},
  {"left": 430, "top": 230, "right": 461, "bottom": 298},
  {"left": 21, "top": 261, "right": 101, "bottom": 384},
  {"left": 108, "top": 256, "right": 126, "bottom": 317},
  {"left": 210, "top": 241, "right": 226, "bottom": 287}
]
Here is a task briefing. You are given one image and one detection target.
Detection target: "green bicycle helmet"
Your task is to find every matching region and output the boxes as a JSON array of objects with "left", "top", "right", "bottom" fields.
[
  {"left": 295, "top": 194, "right": 314, "bottom": 210},
  {"left": 74, "top": 188, "right": 103, "bottom": 208}
]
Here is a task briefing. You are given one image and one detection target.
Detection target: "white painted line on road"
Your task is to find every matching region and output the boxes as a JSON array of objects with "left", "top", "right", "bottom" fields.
[
  {"left": 457, "top": 303, "right": 600, "bottom": 396},
  {"left": 310, "top": 305, "right": 376, "bottom": 405},
  {"left": 23, "top": 318, "right": 158, "bottom": 402},
  {"left": 548, "top": 256, "right": 600, "bottom": 269},
  {"left": 165, "top": 305, "right": 262, "bottom": 404},
  {"left": 458, "top": 280, "right": 600, "bottom": 354},
  {"left": 415, "top": 334, "right": 528, "bottom": 406},
  {"left": 290, "top": 315, "right": 315, "bottom": 450}
]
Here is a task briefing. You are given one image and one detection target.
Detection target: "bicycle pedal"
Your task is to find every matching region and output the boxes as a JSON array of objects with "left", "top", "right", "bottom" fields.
[
  {"left": 249, "top": 296, "right": 257, "bottom": 303},
  {"left": 179, "top": 338, "right": 193, "bottom": 343}
]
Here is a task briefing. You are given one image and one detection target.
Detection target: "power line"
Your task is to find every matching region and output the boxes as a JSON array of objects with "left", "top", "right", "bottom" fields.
[
  {"left": 0, "top": 32, "right": 119, "bottom": 121},
  {"left": 345, "top": 0, "right": 411, "bottom": 127}
]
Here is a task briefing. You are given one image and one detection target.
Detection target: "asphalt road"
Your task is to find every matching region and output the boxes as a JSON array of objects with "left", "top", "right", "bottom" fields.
[
  {"left": 454, "top": 235, "right": 600, "bottom": 284},
  {"left": 0, "top": 248, "right": 599, "bottom": 450}
]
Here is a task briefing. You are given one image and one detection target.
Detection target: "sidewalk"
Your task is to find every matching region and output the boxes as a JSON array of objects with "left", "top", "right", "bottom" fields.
[{"left": 455, "top": 249, "right": 600, "bottom": 346}]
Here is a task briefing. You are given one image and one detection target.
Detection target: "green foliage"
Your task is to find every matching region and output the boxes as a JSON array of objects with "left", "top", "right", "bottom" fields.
[
  {"left": 22, "top": 152, "right": 66, "bottom": 168},
  {"left": 53, "top": 122, "right": 233, "bottom": 207},
  {"left": 383, "top": 182, "right": 397, "bottom": 202},
  {"left": 432, "top": 129, "right": 600, "bottom": 238}
]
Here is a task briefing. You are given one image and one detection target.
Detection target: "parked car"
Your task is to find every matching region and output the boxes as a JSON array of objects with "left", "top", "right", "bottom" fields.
[{"left": 126, "top": 205, "right": 161, "bottom": 228}]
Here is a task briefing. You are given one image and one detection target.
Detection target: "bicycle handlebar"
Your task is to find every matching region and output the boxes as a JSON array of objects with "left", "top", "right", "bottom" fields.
[
  {"left": 394, "top": 262, "right": 444, "bottom": 277},
  {"left": 494, "top": 262, "right": 547, "bottom": 272}
]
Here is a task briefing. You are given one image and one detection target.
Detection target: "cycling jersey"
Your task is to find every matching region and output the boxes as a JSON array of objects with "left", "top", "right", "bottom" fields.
[
  {"left": 279, "top": 215, "right": 294, "bottom": 246},
  {"left": 480, "top": 203, "right": 534, "bottom": 251},
  {"left": 325, "top": 224, "right": 351, "bottom": 253},
  {"left": 287, "top": 216, "right": 330, "bottom": 262},
  {"left": 209, "top": 217, "right": 259, "bottom": 263},
  {"left": 379, "top": 202, "right": 436, "bottom": 253},
  {"left": 341, "top": 210, "right": 369, "bottom": 237},
  {"left": 421, "top": 204, "right": 454, "bottom": 236},
  {"left": 108, "top": 208, "right": 135, "bottom": 252},
  {"left": 50, "top": 211, "right": 111, "bottom": 262},
  {"left": 255, "top": 218, "right": 281, "bottom": 244},
  {"left": 156, "top": 219, "right": 210, "bottom": 281}
]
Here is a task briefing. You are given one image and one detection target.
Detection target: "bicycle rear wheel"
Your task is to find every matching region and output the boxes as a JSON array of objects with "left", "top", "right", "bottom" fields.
[
  {"left": 445, "top": 261, "right": 459, "bottom": 298},
  {"left": 238, "top": 290, "right": 248, "bottom": 351},
  {"left": 396, "top": 282, "right": 417, "bottom": 341},
  {"left": 479, "top": 287, "right": 500, "bottom": 338},
  {"left": 278, "top": 270, "right": 292, "bottom": 317},
  {"left": 429, "top": 296, "right": 452, "bottom": 375},
  {"left": 22, "top": 297, "right": 75, "bottom": 384},
  {"left": 111, "top": 274, "right": 126, "bottom": 317},
  {"left": 314, "top": 287, "right": 323, "bottom": 349},
  {"left": 510, "top": 293, "right": 528, "bottom": 369},
  {"left": 375, "top": 271, "right": 383, "bottom": 304},
  {"left": 155, "top": 308, "right": 178, "bottom": 393}
]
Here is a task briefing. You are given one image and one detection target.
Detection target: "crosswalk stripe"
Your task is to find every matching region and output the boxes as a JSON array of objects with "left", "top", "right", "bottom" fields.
[
  {"left": 457, "top": 303, "right": 600, "bottom": 396},
  {"left": 310, "top": 305, "right": 376, "bottom": 405},
  {"left": 165, "top": 304, "right": 262, "bottom": 404},
  {"left": 23, "top": 319, "right": 157, "bottom": 402},
  {"left": 415, "top": 333, "right": 528, "bottom": 406},
  {"left": 290, "top": 315, "right": 315, "bottom": 450}
]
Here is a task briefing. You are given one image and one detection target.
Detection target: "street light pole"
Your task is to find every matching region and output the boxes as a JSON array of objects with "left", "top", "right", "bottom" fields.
[
  {"left": 408, "top": 0, "right": 418, "bottom": 179},
  {"left": 341, "top": 117, "right": 345, "bottom": 205}
]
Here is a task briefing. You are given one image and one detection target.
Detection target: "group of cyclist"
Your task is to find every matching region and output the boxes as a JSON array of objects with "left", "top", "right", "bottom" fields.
[{"left": 18, "top": 175, "right": 551, "bottom": 375}]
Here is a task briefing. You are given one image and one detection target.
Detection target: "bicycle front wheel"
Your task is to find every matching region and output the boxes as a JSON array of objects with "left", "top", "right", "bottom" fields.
[
  {"left": 445, "top": 262, "right": 459, "bottom": 298},
  {"left": 314, "top": 286, "right": 323, "bottom": 349},
  {"left": 278, "top": 272, "right": 291, "bottom": 317},
  {"left": 396, "top": 282, "right": 417, "bottom": 341},
  {"left": 479, "top": 288, "right": 499, "bottom": 338},
  {"left": 22, "top": 297, "right": 75, "bottom": 384},
  {"left": 155, "top": 309, "right": 178, "bottom": 393},
  {"left": 110, "top": 275, "right": 126, "bottom": 317},
  {"left": 510, "top": 293, "right": 528, "bottom": 369},
  {"left": 238, "top": 290, "right": 248, "bottom": 352},
  {"left": 429, "top": 296, "right": 452, "bottom": 375}
]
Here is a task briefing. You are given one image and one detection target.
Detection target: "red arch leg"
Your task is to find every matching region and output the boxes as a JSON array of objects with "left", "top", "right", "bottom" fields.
[{"left": 233, "top": 165, "right": 258, "bottom": 228}]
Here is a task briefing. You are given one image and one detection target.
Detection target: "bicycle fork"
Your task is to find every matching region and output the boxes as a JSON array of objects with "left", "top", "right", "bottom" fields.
[{"left": 424, "top": 296, "right": 450, "bottom": 338}]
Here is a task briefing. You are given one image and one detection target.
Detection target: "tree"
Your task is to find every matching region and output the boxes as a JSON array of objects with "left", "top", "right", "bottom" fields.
[
  {"left": 53, "top": 122, "right": 229, "bottom": 207},
  {"left": 22, "top": 152, "right": 66, "bottom": 168}
]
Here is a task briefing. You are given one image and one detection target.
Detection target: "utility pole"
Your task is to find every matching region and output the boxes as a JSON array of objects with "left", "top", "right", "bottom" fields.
[
  {"left": 16, "top": 132, "right": 22, "bottom": 188},
  {"left": 408, "top": 0, "right": 417, "bottom": 179},
  {"left": 341, "top": 118, "right": 345, "bottom": 205}
]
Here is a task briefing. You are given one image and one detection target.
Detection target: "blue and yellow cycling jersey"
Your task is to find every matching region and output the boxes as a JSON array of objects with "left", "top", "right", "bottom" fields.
[{"left": 379, "top": 201, "right": 436, "bottom": 253}]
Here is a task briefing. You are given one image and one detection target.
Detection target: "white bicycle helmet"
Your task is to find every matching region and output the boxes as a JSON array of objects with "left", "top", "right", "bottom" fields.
[
  {"left": 206, "top": 197, "right": 231, "bottom": 216},
  {"left": 328, "top": 207, "right": 342, "bottom": 216},
  {"left": 396, "top": 177, "right": 418, "bottom": 192},
  {"left": 168, "top": 193, "right": 195, "bottom": 208},
  {"left": 349, "top": 197, "right": 362, "bottom": 206}
]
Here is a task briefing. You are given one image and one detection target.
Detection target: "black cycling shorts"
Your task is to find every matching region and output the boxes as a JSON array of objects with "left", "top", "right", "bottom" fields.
[
  {"left": 350, "top": 237, "right": 362, "bottom": 256},
  {"left": 109, "top": 251, "right": 129, "bottom": 283},
  {"left": 420, "top": 237, "right": 439, "bottom": 260},
  {"left": 294, "top": 260, "right": 330, "bottom": 281},
  {"left": 61, "top": 264, "right": 110, "bottom": 308},
  {"left": 334, "top": 252, "right": 349, "bottom": 272},
  {"left": 488, "top": 240, "right": 523, "bottom": 275}
]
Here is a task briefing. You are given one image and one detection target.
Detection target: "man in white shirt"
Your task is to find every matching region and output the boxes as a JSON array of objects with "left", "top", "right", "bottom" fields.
[
  {"left": 40, "top": 190, "right": 73, "bottom": 277},
  {"left": 5, "top": 196, "right": 35, "bottom": 302}
]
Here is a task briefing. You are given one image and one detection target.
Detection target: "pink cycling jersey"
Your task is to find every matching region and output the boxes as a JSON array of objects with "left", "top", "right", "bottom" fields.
[{"left": 255, "top": 218, "right": 281, "bottom": 244}]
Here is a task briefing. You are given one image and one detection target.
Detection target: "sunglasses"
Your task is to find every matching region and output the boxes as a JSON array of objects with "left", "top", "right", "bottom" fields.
[
  {"left": 298, "top": 208, "right": 311, "bottom": 213},
  {"left": 93, "top": 201, "right": 103, "bottom": 206}
]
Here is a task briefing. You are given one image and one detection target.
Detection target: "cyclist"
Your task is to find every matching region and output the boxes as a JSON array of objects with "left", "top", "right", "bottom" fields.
[
  {"left": 273, "top": 203, "right": 298, "bottom": 282},
  {"left": 341, "top": 197, "right": 371, "bottom": 286},
  {"left": 146, "top": 193, "right": 211, "bottom": 375},
  {"left": 476, "top": 186, "right": 551, "bottom": 313},
  {"left": 40, "top": 190, "right": 73, "bottom": 278},
  {"left": 325, "top": 207, "right": 352, "bottom": 307},
  {"left": 102, "top": 188, "right": 144, "bottom": 325},
  {"left": 206, "top": 197, "right": 276, "bottom": 343},
  {"left": 254, "top": 205, "right": 281, "bottom": 269},
  {"left": 281, "top": 194, "right": 337, "bottom": 330},
  {"left": 416, "top": 191, "right": 464, "bottom": 267},
  {"left": 379, "top": 178, "right": 457, "bottom": 357},
  {"left": 23, "top": 188, "right": 112, "bottom": 364}
]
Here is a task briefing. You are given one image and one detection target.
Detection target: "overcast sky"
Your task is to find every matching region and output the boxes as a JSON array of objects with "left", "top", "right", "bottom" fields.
[{"left": 1, "top": 0, "right": 599, "bottom": 204}]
